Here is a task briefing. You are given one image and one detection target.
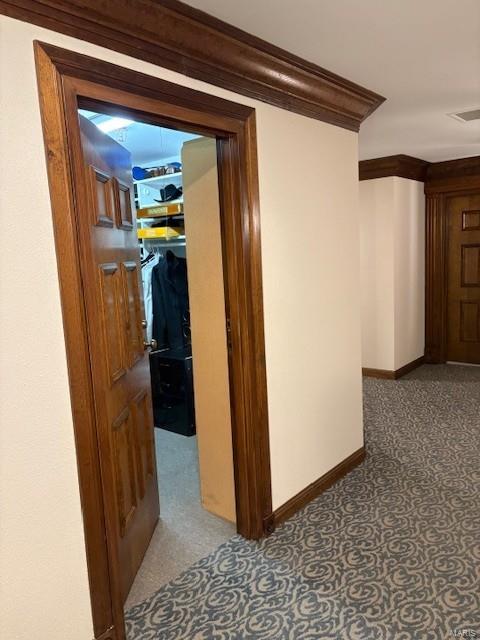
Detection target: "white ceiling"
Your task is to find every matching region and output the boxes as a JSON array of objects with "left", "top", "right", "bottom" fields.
[
  {"left": 80, "top": 109, "right": 199, "bottom": 165},
  {"left": 186, "top": 0, "right": 480, "bottom": 162},
  {"left": 116, "top": 123, "right": 199, "bottom": 166}
]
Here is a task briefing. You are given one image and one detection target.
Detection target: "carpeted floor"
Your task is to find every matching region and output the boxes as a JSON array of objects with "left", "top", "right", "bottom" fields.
[
  {"left": 125, "top": 364, "right": 480, "bottom": 639},
  {"left": 125, "top": 429, "right": 235, "bottom": 610}
]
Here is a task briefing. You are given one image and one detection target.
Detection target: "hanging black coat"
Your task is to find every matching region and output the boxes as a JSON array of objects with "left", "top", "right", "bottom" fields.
[{"left": 151, "top": 251, "right": 189, "bottom": 349}]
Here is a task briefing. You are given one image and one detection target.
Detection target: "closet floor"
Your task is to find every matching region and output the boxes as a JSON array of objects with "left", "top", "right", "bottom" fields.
[{"left": 125, "top": 428, "right": 236, "bottom": 610}]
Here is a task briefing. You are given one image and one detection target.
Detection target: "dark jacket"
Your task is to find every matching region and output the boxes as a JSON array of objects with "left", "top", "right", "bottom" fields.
[{"left": 151, "top": 251, "right": 189, "bottom": 349}]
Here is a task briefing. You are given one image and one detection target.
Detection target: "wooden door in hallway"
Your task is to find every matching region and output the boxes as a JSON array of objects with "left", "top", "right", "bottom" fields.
[
  {"left": 36, "top": 42, "right": 273, "bottom": 640},
  {"left": 447, "top": 192, "right": 480, "bottom": 363},
  {"left": 77, "top": 115, "right": 160, "bottom": 603}
]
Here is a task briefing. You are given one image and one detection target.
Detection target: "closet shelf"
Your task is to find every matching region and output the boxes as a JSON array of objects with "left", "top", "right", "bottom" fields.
[
  {"left": 137, "top": 202, "right": 183, "bottom": 219},
  {"left": 138, "top": 227, "right": 183, "bottom": 239},
  {"left": 143, "top": 236, "right": 186, "bottom": 246},
  {"left": 134, "top": 172, "right": 182, "bottom": 189},
  {"left": 138, "top": 216, "right": 184, "bottom": 223}
]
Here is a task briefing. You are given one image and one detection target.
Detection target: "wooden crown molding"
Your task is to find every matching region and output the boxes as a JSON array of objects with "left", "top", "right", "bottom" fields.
[
  {"left": 0, "top": 0, "right": 385, "bottom": 132},
  {"left": 359, "top": 154, "right": 480, "bottom": 186},
  {"left": 425, "top": 155, "right": 480, "bottom": 193},
  {"left": 426, "top": 155, "right": 480, "bottom": 181},
  {"left": 359, "top": 154, "right": 429, "bottom": 181}
]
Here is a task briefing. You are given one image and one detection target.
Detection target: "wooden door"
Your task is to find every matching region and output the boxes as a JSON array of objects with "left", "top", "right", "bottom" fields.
[
  {"left": 447, "top": 193, "right": 480, "bottom": 363},
  {"left": 77, "top": 115, "right": 160, "bottom": 602}
]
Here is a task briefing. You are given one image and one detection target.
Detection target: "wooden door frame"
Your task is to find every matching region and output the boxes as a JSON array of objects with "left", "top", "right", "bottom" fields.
[
  {"left": 34, "top": 41, "right": 272, "bottom": 640},
  {"left": 425, "top": 178, "right": 480, "bottom": 363}
]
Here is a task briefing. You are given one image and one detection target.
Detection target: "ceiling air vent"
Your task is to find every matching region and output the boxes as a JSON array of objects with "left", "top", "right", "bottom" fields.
[{"left": 448, "top": 108, "right": 480, "bottom": 122}]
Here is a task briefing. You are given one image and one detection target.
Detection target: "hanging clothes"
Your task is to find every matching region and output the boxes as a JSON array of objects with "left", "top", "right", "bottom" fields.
[
  {"left": 151, "top": 250, "right": 190, "bottom": 349},
  {"left": 141, "top": 253, "right": 160, "bottom": 342}
]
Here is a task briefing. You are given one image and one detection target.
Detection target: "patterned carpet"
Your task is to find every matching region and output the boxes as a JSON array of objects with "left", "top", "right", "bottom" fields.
[
  {"left": 125, "top": 430, "right": 235, "bottom": 610},
  {"left": 126, "top": 365, "right": 480, "bottom": 639}
]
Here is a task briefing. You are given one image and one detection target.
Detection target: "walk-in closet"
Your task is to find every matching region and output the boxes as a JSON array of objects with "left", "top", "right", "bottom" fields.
[{"left": 78, "top": 109, "right": 236, "bottom": 609}]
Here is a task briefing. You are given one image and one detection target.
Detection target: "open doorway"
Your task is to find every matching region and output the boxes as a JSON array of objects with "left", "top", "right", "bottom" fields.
[
  {"left": 35, "top": 42, "right": 272, "bottom": 640},
  {"left": 76, "top": 107, "right": 237, "bottom": 609}
]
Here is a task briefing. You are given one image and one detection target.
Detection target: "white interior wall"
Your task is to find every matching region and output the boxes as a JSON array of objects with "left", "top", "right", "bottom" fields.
[
  {"left": 0, "top": 16, "right": 364, "bottom": 639},
  {"left": 393, "top": 178, "right": 425, "bottom": 369},
  {"left": 359, "top": 178, "right": 395, "bottom": 370},
  {"left": 359, "top": 177, "right": 425, "bottom": 372}
]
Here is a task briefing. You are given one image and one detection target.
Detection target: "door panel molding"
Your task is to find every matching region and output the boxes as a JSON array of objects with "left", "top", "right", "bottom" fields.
[
  {"left": 114, "top": 178, "right": 134, "bottom": 230},
  {"left": 112, "top": 407, "right": 138, "bottom": 537},
  {"left": 131, "top": 389, "right": 155, "bottom": 499},
  {"left": 34, "top": 41, "right": 272, "bottom": 640},
  {"left": 98, "top": 262, "right": 127, "bottom": 384},
  {"left": 121, "top": 261, "right": 143, "bottom": 368},
  {"left": 88, "top": 165, "right": 115, "bottom": 228}
]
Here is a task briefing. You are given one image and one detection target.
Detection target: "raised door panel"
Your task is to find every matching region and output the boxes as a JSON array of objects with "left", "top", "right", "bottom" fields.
[
  {"left": 114, "top": 178, "right": 134, "bottom": 230},
  {"left": 98, "top": 263, "right": 127, "bottom": 385},
  {"left": 462, "top": 210, "right": 480, "bottom": 231},
  {"left": 112, "top": 408, "right": 138, "bottom": 537},
  {"left": 121, "top": 261, "right": 143, "bottom": 367},
  {"left": 131, "top": 390, "right": 155, "bottom": 499},
  {"left": 460, "top": 302, "right": 480, "bottom": 343},
  {"left": 88, "top": 165, "right": 115, "bottom": 228},
  {"left": 461, "top": 244, "right": 480, "bottom": 287}
]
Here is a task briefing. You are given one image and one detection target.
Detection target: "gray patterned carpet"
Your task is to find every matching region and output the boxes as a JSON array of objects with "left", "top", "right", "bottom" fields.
[{"left": 126, "top": 365, "right": 480, "bottom": 639}]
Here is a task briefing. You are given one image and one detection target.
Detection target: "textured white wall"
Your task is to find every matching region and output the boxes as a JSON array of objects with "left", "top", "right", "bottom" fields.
[
  {"left": 393, "top": 178, "right": 425, "bottom": 369},
  {"left": 259, "top": 105, "right": 364, "bottom": 508},
  {"left": 0, "top": 15, "right": 364, "bottom": 638},
  {"left": 359, "top": 177, "right": 425, "bottom": 372},
  {"left": 359, "top": 178, "right": 395, "bottom": 370},
  {"left": 0, "top": 19, "right": 93, "bottom": 640}
]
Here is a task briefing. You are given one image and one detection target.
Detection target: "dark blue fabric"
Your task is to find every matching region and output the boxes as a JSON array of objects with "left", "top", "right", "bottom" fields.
[{"left": 151, "top": 251, "right": 189, "bottom": 349}]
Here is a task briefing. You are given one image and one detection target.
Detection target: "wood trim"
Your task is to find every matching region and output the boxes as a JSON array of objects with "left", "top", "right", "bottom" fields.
[
  {"left": 424, "top": 159, "right": 480, "bottom": 363},
  {"left": 426, "top": 155, "right": 480, "bottom": 183},
  {"left": 34, "top": 41, "right": 273, "bottom": 640},
  {"left": 395, "top": 356, "right": 425, "bottom": 378},
  {"left": 0, "top": 0, "right": 384, "bottom": 132},
  {"left": 362, "top": 367, "right": 396, "bottom": 380},
  {"left": 425, "top": 156, "right": 480, "bottom": 195},
  {"left": 359, "top": 154, "right": 480, "bottom": 185},
  {"left": 95, "top": 627, "right": 116, "bottom": 640},
  {"left": 273, "top": 447, "right": 366, "bottom": 527},
  {"left": 34, "top": 44, "right": 114, "bottom": 638},
  {"left": 425, "top": 194, "right": 448, "bottom": 363},
  {"left": 359, "top": 154, "right": 429, "bottom": 181},
  {"left": 362, "top": 355, "right": 425, "bottom": 380}
]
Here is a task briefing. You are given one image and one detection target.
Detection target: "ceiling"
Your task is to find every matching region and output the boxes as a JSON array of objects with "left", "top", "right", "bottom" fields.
[
  {"left": 121, "top": 124, "right": 198, "bottom": 166},
  {"left": 186, "top": 0, "right": 480, "bottom": 162},
  {"left": 80, "top": 110, "right": 199, "bottom": 165}
]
